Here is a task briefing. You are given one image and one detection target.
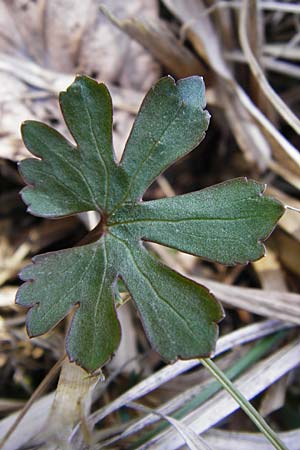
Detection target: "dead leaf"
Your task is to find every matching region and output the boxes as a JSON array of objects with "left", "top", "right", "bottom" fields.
[
  {"left": 0, "top": 0, "right": 160, "bottom": 161},
  {"left": 101, "top": 5, "right": 206, "bottom": 79}
]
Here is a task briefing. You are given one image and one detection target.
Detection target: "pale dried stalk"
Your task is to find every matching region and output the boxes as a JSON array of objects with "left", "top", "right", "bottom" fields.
[
  {"left": 239, "top": 0, "right": 300, "bottom": 135},
  {"left": 225, "top": 51, "right": 300, "bottom": 80},
  {"left": 39, "top": 360, "right": 99, "bottom": 449},
  {"left": 101, "top": 5, "right": 206, "bottom": 79},
  {"left": 263, "top": 44, "right": 300, "bottom": 61},
  {"left": 151, "top": 242, "right": 300, "bottom": 325},
  {"left": 204, "top": 429, "right": 300, "bottom": 450},
  {"left": 163, "top": 0, "right": 300, "bottom": 176},
  {"left": 73, "top": 320, "right": 290, "bottom": 432},
  {"left": 140, "top": 339, "right": 300, "bottom": 449},
  {"left": 196, "top": 276, "right": 300, "bottom": 324},
  {"left": 201, "top": 1, "right": 300, "bottom": 15}
]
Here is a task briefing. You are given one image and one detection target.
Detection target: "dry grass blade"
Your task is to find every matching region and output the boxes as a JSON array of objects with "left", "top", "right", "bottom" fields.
[
  {"left": 162, "top": 0, "right": 271, "bottom": 168},
  {"left": 209, "top": 1, "right": 300, "bottom": 15},
  {"left": 239, "top": 0, "right": 300, "bottom": 135},
  {"left": 163, "top": 0, "right": 231, "bottom": 78},
  {"left": 0, "top": 52, "right": 72, "bottom": 94},
  {"left": 0, "top": 243, "right": 30, "bottom": 287},
  {"left": 263, "top": 44, "right": 300, "bottom": 61},
  {"left": 163, "top": 0, "right": 300, "bottom": 176},
  {"left": 0, "top": 52, "right": 144, "bottom": 114},
  {"left": 225, "top": 51, "right": 300, "bottom": 80},
  {"left": 203, "top": 429, "right": 300, "bottom": 450},
  {"left": 94, "top": 330, "right": 289, "bottom": 447},
  {"left": 140, "top": 339, "right": 300, "bottom": 449},
  {"left": 195, "top": 276, "right": 300, "bottom": 324},
  {"left": 128, "top": 402, "right": 213, "bottom": 450},
  {"left": 71, "top": 319, "right": 290, "bottom": 438},
  {"left": 217, "top": 81, "right": 271, "bottom": 169},
  {"left": 0, "top": 394, "right": 54, "bottom": 450},
  {"left": 235, "top": 84, "right": 300, "bottom": 176},
  {"left": 0, "top": 400, "right": 25, "bottom": 414},
  {"left": 151, "top": 243, "right": 300, "bottom": 324},
  {"left": 96, "top": 350, "right": 247, "bottom": 447}
]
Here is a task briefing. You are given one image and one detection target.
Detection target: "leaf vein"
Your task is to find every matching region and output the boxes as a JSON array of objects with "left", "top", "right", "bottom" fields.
[
  {"left": 110, "top": 232, "right": 197, "bottom": 340},
  {"left": 111, "top": 101, "right": 185, "bottom": 212},
  {"left": 46, "top": 149, "right": 100, "bottom": 212},
  {"left": 36, "top": 245, "right": 99, "bottom": 323},
  {"left": 109, "top": 216, "right": 261, "bottom": 227},
  {"left": 80, "top": 84, "right": 110, "bottom": 209},
  {"left": 90, "top": 238, "right": 108, "bottom": 361},
  {"left": 28, "top": 169, "right": 94, "bottom": 209}
]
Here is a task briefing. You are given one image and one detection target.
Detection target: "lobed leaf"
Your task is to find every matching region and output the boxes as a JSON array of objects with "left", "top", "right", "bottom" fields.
[
  {"left": 17, "top": 241, "right": 120, "bottom": 372},
  {"left": 115, "top": 76, "right": 210, "bottom": 207},
  {"left": 19, "top": 122, "right": 98, "bottom": 217},
  {"left": 19, "top": 76, "right": 127, "bottom": 217},
  {"left": 16, "top": 75, "right": 284, "bottom": 371},
  {"left": 108, "top": 232, "right": 222, "bottom": 361},
  {"left": 109, "top": 178, "right": 284, "bottom": 265}
]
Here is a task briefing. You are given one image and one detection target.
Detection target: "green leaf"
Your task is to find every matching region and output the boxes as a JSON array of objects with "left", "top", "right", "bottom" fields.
[
  {"left": 114, "top": 76, "right": 210, "bottom": 207},
  {"left": 109, "top": 178, "right": 283, "bottom": 265},
  {"left": 19, "top": 76, "right": 125, "bottom": 216},
  {"left": 16, "top": 242, "right": 120, "bottom": 372},
  {"left": 17, "top": 75, "right": 284, "bottom": 372},
  {"left": 108, "top": 232, "right": 221, "bottom": 361},
  {"left": 20, "top": 122, "right": 98, "bottom": 217}
]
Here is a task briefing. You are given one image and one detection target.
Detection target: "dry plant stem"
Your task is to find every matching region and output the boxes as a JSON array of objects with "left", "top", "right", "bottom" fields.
[
  {"left": 201, "top": 358, "right": 288, "bottom": 450},
  {"left": 100, "top": 5, "right": 205, "bottom": 79},
  {"left": 224, "top": 51, "right": 300, "bottom": 80},
  {"left": 0, "top": 354, "right": 66, "bottom": 449},
  {"left": 286, "top": 205, "right": 300, "bottom": 213},
  {"left": 98, "top": 337, "right": 299, "bottom": 449},
  {"left": 267, "top": 160, "right": 300, "bottom": 190},
  {"left": 204, "top": 429, "right": 300, "bottom": 450},
  {"left": 163, "top": 0, "right": 300, "bottom": 174},
  {"left": 235, "top": 85, "right": 300, "bottom": 172},
  {"left": 204, "top": 1, "right": 300, "bottom": 15},
  {"left": 42, "top": 358, "right": 101, "bottom": 448},
  {"left": 239, "top": 0, "right": 300, "bottom": 135},
  {"left": 82, "top": 320, "right": 289, "bottom": 428}
]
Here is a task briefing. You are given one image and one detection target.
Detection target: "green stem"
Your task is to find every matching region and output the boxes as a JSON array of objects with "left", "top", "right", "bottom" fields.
[
  {"left": 129, "top": 332, "right": 286, "bottom": 449},
  {"left": 200, "top": 358, "right": 288, "bottom": 450}
]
